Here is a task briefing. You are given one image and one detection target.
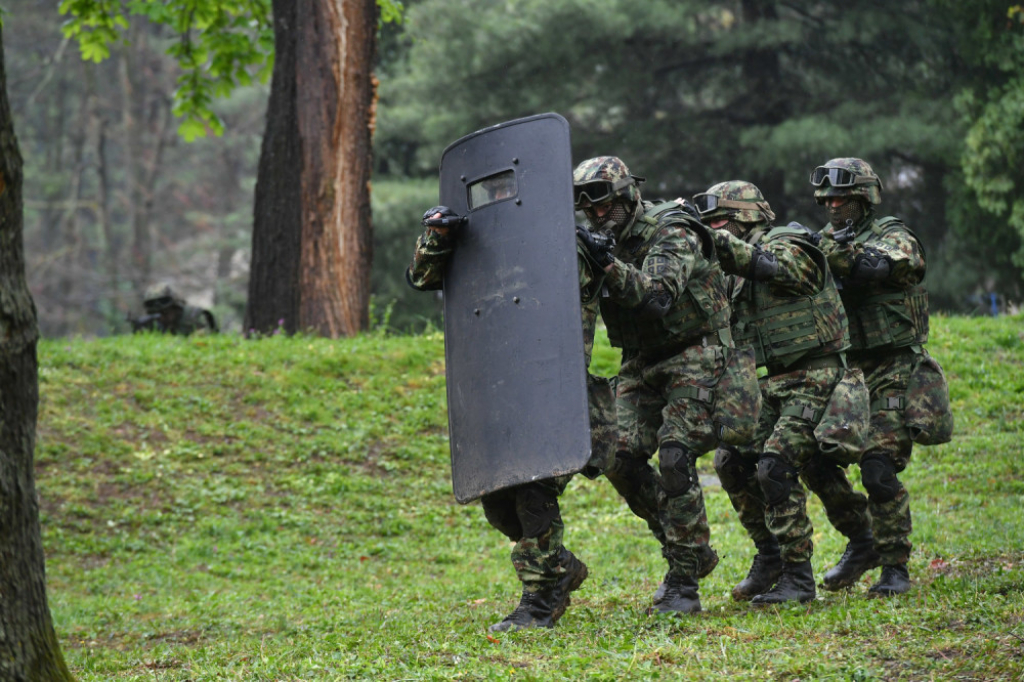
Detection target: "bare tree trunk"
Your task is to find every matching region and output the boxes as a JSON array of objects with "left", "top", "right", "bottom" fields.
[
  {"left": 57, "top": 67, "right": 90, "bottom": 322},
  {"left": 247, "top": 0, "right": 302, "bottom": 333},
  {"left": 215, "top": 144, "right": 243, "bottom": 306},
  {"left": 0, "top": 29, "right": 75, "bottom": 682},
  {"left": 120, "top": 19, "right": 149, "bottom": 290},
  {"left": 95, "top": 111, "right": 120, "bottom": 313},
  {"left": 247, "top": 0, "right": 378, "bottom": 337},
  {"left": 119, "top": 21, "right": 173, "bottom": 293}
]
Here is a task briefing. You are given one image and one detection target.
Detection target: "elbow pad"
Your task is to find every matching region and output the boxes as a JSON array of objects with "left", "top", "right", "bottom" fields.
[{"left": 748, "top": 248, "right": 779, "bottom": 281}]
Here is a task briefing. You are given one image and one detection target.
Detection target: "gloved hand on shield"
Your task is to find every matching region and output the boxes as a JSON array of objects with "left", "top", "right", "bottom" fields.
[{"left": 422, "top": 205, "right": 467, "bottom": 231}]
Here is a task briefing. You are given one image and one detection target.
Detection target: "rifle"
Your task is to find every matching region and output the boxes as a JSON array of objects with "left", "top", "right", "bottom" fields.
[{"left": 127, "top": 312, "right": 165, "bottom": 333}]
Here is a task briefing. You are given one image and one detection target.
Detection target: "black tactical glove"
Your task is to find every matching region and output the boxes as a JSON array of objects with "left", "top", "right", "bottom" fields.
[
  {"left": 831, "top": 219, "right": 857, "bottom": 245},
  {"left": 576, "top": 226, "right": 616, "bottom": 268},
  {"left": 748, "top": 247, "right": 779, "bottom": 281},
  {"left": 849, "top": 251, "right": 892, "bottom": 284},
  {"left": 421, "top": 205, "right": 467, "bottom": 229}
]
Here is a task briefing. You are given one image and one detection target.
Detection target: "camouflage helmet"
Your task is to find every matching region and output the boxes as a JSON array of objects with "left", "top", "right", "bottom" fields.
[
  {"left": 693, "top": 180, "right": 776, "bottom": 225},
  {"left": 572, "top": 156, "right": 645, "bottom": 207},
  {"left": 143, "top": 283, "right": 185, "bottom": 311},
  {"left": 811, "top": 157, "right": 883, "bottom": 205}
]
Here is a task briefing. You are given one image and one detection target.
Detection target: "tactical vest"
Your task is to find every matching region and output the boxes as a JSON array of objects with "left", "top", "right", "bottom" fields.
[
  {"left": 841, "top": 217, "right": 929, "bottom": 350},
  {"left": 731, "top": 226, "right": 850, "bottom": 368},
  {"left": 600, "top": 202, "right": 731, "bottom": 352}
]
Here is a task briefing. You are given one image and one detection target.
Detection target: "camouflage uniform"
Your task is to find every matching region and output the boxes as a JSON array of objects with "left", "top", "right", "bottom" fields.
[
  {"left": 406, "top": 213, "right": 595, "bottom": 629},
  {"left": 575, "top": 158, "right": 760, "bottom": 613},
  {"left": 578, "top": 244, "right": 618, "bottom": 480},
  {"left": 138, "top": 283, "right": 217, "bottom": 335},
  {"left": 697, "top": 180, "right": 870, "bottom": 604},
  {"left": 813, "top": 157, "right": 942, "bottom": 595}
]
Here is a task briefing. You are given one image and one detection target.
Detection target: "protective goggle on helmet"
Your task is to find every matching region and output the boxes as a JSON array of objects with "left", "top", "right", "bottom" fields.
[
  {"left": 573, "top": 177, "right": 642, "bottom": 208},
  {"left": 809, "top": 166, "right": 880, "bottom": 189},
  {"left": 690, "top": 193, "right": 759, "bottom": 215}
]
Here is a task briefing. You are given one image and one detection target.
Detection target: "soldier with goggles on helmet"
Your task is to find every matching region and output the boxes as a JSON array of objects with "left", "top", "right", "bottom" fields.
[
  {"left": 809, "top": 157, "right": 952, "bottom": 598},
  {"left": 693, "top": 180, "right": 871, "bottom": 606},
  {"left": 574, "top": 156, "right": 760, "bottom": 616}
]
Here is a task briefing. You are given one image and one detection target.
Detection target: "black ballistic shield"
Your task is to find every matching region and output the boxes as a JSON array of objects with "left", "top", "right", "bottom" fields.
[{"left": 439, "top": 113, "right": 590, "bottom": 503}]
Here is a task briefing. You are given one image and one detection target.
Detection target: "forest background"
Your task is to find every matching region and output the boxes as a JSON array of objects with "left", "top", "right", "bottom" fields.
[{"left": 6, "top": 0, "right": 1024, "bottom": 336}]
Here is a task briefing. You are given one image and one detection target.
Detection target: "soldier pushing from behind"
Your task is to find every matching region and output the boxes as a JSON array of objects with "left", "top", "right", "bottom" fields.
[
  {"left": 695, "top": 180, "right": 870, "bottom": 605},
  {"left": 574, "top": 157, "right": 760, "bottom": 615},
  {"left": 811, "top": 158, "right": 953, "bottom": 596}
]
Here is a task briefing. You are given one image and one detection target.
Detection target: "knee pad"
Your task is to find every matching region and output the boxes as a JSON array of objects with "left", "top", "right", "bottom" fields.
[
  {"left": 606, "top": 451, "right": 654, "bottom": 487},
  {"left": 515, "top": 485, "right": 559, "bottom": 539},
  {"left": 482, "top": 495, "right": 522, "bottom": 541},
  {"left": 714, "top": 447, "right": 754, "bottom": 494},
  {"left": 756, "top": 455, "right": 797, "bottom": 507},
  {"left": 658, "top": 442, "right": 696, "bottom": 495},
  {"left": 861, "top": 452, "right": 900, "bottom": 503}
]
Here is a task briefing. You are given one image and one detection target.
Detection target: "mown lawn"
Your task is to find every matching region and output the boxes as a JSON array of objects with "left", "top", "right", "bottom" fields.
[{"left": 35, "top": 314, "right": 1024, "bottom": 680}]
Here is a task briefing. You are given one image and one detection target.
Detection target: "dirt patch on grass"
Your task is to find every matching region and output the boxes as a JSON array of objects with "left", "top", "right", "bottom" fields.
[
  {"left": 63, "top": 628, "right": 205, "bottom": 653},
  {"left": 145, "top": 629, "right": 206, "bottom": 646},
  {"left": 926, "top": 553, "right": 1024, "bottom": 579}
]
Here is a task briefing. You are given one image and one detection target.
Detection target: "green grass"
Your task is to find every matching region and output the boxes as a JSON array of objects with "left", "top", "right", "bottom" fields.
[{"left": 36, "top": 315, "right": 1024, "bottom": 680}]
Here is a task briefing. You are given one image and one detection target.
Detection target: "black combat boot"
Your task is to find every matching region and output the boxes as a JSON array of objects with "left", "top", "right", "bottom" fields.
[
  {"left": 732, "top": 540, "right": 784, "bottom": 602},
  {"left": 822, "top": 533, "right": 881, "bottom": 591},
  {"left": 489, "top": 551, "right": 589, "bottom": 632},
  {"left": 868, "top": 564, "right": 911, "bottom": 597},
  {"left": 694, "top": 543, "right": 721, "bottom": 580},
  {"left": 751, "top": 560, "right": 816, "bottom": 605},
  {"left": 649, "top": 573, "right": 702, "bottom": 614}
]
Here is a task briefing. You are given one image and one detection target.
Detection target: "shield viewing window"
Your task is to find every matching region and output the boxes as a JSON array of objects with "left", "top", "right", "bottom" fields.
[{"left": 468, "top": 170, "right": 517, "bottom": 209}]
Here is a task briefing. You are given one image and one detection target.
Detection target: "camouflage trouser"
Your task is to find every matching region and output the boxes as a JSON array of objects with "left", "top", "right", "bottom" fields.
[
  {"left": 606, "top": 342, "right": 726, "bottom": 579},
  {"left": 715, "top": 367, "right": 871, "bottom": 564},
  {"left": 480, "top": 474, "right": 574, "bottom": 592},
  {"left": 852, "top": 350, "right": 916, "bottom": 565},
  {"left": 582, "top": 373, "right": 618, "bottom": 479}
]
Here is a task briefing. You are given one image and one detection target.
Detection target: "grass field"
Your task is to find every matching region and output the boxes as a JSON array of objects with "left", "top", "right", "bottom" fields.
[{"left": 35, "top": 314, "right": 1024, "bottom": 680}]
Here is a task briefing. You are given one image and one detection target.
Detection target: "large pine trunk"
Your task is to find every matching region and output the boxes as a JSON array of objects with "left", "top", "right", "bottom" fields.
[
  {"left": 0, "top": 30, "right": 74, "bottom": 682},
  {"left": 246, "top": 0, "right": 378, "bottom": 337}
]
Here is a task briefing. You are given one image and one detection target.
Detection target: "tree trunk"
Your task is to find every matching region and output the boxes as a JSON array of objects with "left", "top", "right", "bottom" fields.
[
  {"left": 94, "top": 111, "right": 121, "bottom": 316},
  {"left": 0, "top": 29, "right": 75, "bottom": 682},
  {"left": 120, "top": 19, "right": 149, "bottom": 290},
  {"left": 246, "top": 0, "right": 378, "bottom": 337}
]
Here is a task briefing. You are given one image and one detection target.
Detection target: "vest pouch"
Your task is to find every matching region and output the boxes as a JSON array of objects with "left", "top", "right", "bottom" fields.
[
  {"left": 905, "top": 352, "right": 953, "bottom": 445},
  {"left": 712, "top": 345, "right": 761, "bottom": 445},
  {"left": 814, "top": 367, "right": 870, "bottom": 465},
  {"left": 582, "top": 373, "right": 617, "bottom": 479}
]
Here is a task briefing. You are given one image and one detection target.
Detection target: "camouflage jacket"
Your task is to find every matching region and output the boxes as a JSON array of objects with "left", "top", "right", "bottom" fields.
[
  {"left": 405, "top": 227, "right": 454, "bottom": 292},
  {"left": 819, "top": 212, "right": 925, "bottom": 287},
  {"left": 819, "top": 212, "right": 929, "bottom": 350},
  {"left": 596, "top": 200, "right": 732, "bottom": 353},
  {"left": 713, "top": 225, "right": 849, "bottom": 369}
]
